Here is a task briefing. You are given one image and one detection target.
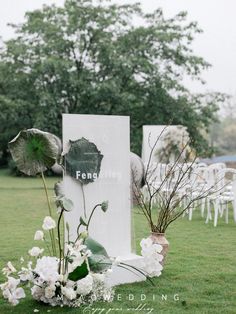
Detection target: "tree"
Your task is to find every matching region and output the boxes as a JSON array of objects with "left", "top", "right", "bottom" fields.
[
  {"left": 0, "top": 96, "right": 34, "bottom": 165},
  {"left": 0, "top": 0, "right": 225, "bottom": 165},
  {"left": 210, "top": 116, "right": 236, "bottom": 155}
]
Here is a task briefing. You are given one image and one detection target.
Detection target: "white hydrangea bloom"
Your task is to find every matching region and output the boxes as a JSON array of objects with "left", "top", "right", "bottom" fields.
[
  {"left": 45, "top": 284, "right": 56, "bottom": 299},
  {"left": 31, "top": 285, "right": 44, "bottom": 300},
  {"left": 34, "top": 256, "right": 60, "bottom": 283},
  {"left": 76, "top": 274, "right": 93, "bottom": 296},
  {"left": 92, "top": 273, "right": 105, "bottom": 283},
  {"left": 61, "top": 286, "right": 77, "bottom": 300}
]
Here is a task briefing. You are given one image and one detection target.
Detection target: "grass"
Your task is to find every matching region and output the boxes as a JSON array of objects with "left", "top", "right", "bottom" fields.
[{"left": 0, "top": 168, "right": 236, "bottom": 313}]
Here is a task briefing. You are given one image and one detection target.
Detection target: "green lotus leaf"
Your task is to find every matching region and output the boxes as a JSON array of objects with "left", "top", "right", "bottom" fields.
[
  {"left": 84, "top": 237, "right": 109, "bottom": 257},
  {"left": 64, "top": 137, "right": 103, "bottom": 184},
  {"left": 88, "top": 254, "right": 112, "bottom": 273},
  {"left": 8, "top": 128, "right": 59, "bottom": 176},
  {"left": 84, "top": 237, "right": 112, "bottom": 273}
]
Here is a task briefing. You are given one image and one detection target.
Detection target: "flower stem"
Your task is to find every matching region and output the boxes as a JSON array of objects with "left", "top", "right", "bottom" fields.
[
  {"left": 61, "top": 214, "right": 65, "bottom": 274},
  {"left": 81, "top": 184, "right": 87, "bottom": 218},
  {"left": 57, "top": 209, "right": 64, "bottom": 274},
  {"left": 74, "top": 223, "right": 82, "bottom": 243},
  {"left": 86, "top": 204, "right": 101, "bottom": 231},
  {"left": 41, "top": 171, "right": 57, "bottom": 256},
  {"left": 44, "top": 238, "right": 52, "bottom": 256}
]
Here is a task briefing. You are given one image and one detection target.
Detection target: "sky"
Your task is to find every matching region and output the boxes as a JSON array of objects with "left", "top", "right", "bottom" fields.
[{"left": 0, "top": 0, "right": 236, "bottom": 96}]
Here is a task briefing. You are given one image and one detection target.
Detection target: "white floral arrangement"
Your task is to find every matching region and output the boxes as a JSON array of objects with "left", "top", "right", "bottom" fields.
[
  {"left": 0, "top": 128, "right": 163, "bottom": 308},
  {"left": 140, "top": 238, "right": 163, "bottom": 277},
  {"left": 0, "top": 210, "right": 114, "bottom": 307},
  {"left": 0, "top": 234, "right": 163, "bottom": 307}
]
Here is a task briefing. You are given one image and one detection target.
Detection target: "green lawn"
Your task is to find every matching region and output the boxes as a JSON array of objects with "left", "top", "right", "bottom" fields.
[{"left": 0, "top": 168, "right": 236, "bottom": 314}]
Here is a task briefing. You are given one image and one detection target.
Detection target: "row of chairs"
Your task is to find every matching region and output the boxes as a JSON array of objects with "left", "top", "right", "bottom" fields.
[{"left": 142, "top": 162, "right": 236, "bottom": 227}]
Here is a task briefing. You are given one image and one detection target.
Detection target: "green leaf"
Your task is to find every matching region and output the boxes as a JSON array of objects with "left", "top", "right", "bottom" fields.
[
  {"left": 84, "top": 237, "right": 112, "bottom": 273},
  {"left": 88, "top": 254, "right": 112, "bottom": 273},
  {"left": 68, "top": 261, "right": 89, "bottom": 281},
  {"left": 84, "top": 237, "right": 109, "bottom": 257},
  {"left": 64, "top": 138, "right": 103, "bottom": 184},
  {"left": 8, "top": 128, "right": 59, "bottom": 176}
]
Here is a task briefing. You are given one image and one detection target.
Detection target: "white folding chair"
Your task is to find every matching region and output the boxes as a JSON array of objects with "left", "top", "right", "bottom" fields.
[{"left": 205, "top": 168, "right": 236, "bottom": 227}]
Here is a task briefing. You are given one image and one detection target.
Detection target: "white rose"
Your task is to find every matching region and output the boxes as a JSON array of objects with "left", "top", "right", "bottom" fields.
[
  {"left": 45, "top": 285, "right": 56, "bottom": 299},
  {"left": 42, "top": 216, "right": 56, "bottom": 230},
  {"left": 31, "top": 285, "right": 44, "bottom": 300},
  {"left": 2, "top": 289, "right": 11, "bottom": 299},
  {"left": 152, "top": 243, "right": 162, "bottom": 253},
  {"left": 6, "top": 277, "right": 20, "bottom": 290},
  {"left": 61, "top": 286, "right": 77, "bottom": 300},
  {"left": 28, "top": 247, "right": 44, "bottom": 257},
  {"left": 13, "top": 287, "right": 25, "bottom": 300},
  {"left": 141, "top": 246, "right": 162, "bottom": 258},
  {"left": 0, "top": 277, "right": 25, "bottom": 306},
  {"left": 142, "top": 257, "right": 163, "bottom": 278},
  {"left": 8, "top": 295, "right": 19, "bottom": 306},
  {"left": 140, "top": 238, "right": 152, "bottom": 250},
  {"left": 34, "top": 230, "right": 44, "bottom": 241}
]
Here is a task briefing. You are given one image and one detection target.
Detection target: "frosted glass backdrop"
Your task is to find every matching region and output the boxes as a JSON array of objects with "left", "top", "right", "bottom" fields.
[{"left": 63, "top": 114, "right": 131, "bottom": 257}]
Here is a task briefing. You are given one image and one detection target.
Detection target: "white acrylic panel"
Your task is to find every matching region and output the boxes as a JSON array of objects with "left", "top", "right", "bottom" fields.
[
  {"left": 142, "top": 125, "right": 177, "bottom": 164},
  {"left": 63, "top": 114, "right": 131, "bottom": 257}
]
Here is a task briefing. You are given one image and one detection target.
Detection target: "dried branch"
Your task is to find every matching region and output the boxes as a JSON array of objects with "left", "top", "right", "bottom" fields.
[{"left": 133, "top": 131, "right": 229, "bottom": 233}]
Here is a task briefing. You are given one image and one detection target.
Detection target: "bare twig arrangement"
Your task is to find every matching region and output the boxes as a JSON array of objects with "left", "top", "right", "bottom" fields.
[{"left": 132, "top": 133, "right": 227, "bottom": 233}]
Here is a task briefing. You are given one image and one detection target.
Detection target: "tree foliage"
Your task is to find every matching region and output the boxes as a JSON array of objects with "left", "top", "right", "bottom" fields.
[{"left": 0, "top": 0, "right": 225, "bottom": 165}]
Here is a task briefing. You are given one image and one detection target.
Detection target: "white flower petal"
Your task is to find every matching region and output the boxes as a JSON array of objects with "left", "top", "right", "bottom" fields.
[
  {"left": 61, "top": 287, "right": 77, "bottom": 300},
  {"left": 28, "top": 247, "right": 44, "bottom": 257},
  {"left": 42, "top": 216, "right": 56, "bottom": 230},
  {"left": 76, "top": 274, "right": 93, "bottom": 296},
  {"left": 14, "top": 287, "right": 25, "bottom": 299},
  {"left": 34, "top": 230, "right": 44, "bottom": 241}
]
